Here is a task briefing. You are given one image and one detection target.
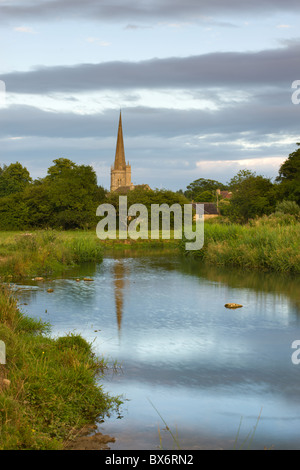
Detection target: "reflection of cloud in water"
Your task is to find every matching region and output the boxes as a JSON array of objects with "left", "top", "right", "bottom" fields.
[{"left": 11, "top": 254, "right": 300, "bottom": 449}]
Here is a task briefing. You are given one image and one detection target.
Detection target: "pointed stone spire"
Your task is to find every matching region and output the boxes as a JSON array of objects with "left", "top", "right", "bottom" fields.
[
  {"left": 114, "top": 110, "right": 126, "bottom": 170},
  {"left": 110, "top": 111, "right": 132, "bottom": 192}
]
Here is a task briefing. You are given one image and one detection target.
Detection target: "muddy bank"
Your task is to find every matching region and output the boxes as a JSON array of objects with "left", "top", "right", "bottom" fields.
[{"left": 64, "top": 425, "right": 116, "bottom": 450}]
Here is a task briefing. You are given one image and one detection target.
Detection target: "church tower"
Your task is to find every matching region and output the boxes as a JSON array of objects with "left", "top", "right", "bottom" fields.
[{"left": 110, "top": 111, "right": 132, "bottom": 192}]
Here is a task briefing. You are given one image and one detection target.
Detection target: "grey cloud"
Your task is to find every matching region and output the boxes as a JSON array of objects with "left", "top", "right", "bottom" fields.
[
  {"left": 2, "top": 41, "right": 300, "bottom": 94},
  {"left": 1, "top": 0, "right": 300, "bottom": 24},
  {"left": 0, "top": 132, "right": 293, "bottom": 190},
  {"left": 1, "top": 102, "right": 297, "bottom": 189},
  {"left": 124, "top": 24, "right": 153, "bottom": 30},
  {"left": 1, "top": 99, "right": 299, "bottom": 140}
]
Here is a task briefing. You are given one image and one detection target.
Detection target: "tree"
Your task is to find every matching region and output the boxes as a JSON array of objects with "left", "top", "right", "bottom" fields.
[
  {"left": 46, "top": 158, "right": 77, "bottom": 180},
  {"left": 105, "top": 187, "right": 190, "bottom": 230},
  {"left": 196, "top": 190, "right": 214, "bottom": 202},
  {"left": 275, "top": 200, "right": 300, "bottom": 218},
  {"left": 276, "top": 144, "right": 300, "bottom": 204},
  {"left": 0, "top": 158, "right": 107, "bottom": 230},
  {"left": 277, "top": 144, "right": 300, "bottom": 181},
  {"left": 22, "top": 181, "right": 54, "bottom": 228},
  {"left": 45, "top": 162, "right": 101, "bottom": 229},
  {"left": 0, "top": 192, "right": 29, "bottom": 230},
  {"left": 227, "top": 170, "right": 275, "bottom": 222},
  {"left": 184, "top": 178, "right": 227, "bottom": 201},
  {"left": 228, "top": 169, "right": 256, "bottom": 190},
  {"left": 0, "top": 162, "right": 32, "bottom": 197}
]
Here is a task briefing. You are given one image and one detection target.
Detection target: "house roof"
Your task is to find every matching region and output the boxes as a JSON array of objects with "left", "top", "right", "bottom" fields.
[
  {"left": 112, "top": 183, "right": 150, "bottom": 194},
  {"left": 219, "top": 190, "right": 232, "bottom": 199},
  {"left": 113, "top": 185, "right": 131, "bottom": 194},
  {"left": 133, "top": 184, "right": 151, "bottom": 191},
  {"left": 192, "top": 202, "right": 219, "bottom": 215}
]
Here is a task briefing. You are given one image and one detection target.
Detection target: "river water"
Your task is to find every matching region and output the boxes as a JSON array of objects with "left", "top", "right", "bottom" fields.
[{"left": 15, "top": 252, "right": 300, "bottom": 450}]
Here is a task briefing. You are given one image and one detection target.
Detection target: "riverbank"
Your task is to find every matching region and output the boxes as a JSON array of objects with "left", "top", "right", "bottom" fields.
[
  {"left": 0, "top": 230, "right": 175, "bottom": 448},
  {"left": 0, "top": 229, "right": 180, "bottom": 279},
  {"left": 184, "top": 215, "right": 300, "bottom": 274},
  {"left": 0, "top": 230, "right": 104, "bottom": 279},
  {"left": 1, "top": 234, "right": 299, "bottom": 450},
  {"left": 0, "top": 217, "right": 299, "bottom": 278},
  {"left": 0, "top": 285, "right": 121, "bottom": 450}
]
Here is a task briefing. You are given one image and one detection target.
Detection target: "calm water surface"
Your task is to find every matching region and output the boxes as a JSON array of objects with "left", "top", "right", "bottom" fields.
[{"left": 15, "top": 253, "right": 300, "bottom": 450}]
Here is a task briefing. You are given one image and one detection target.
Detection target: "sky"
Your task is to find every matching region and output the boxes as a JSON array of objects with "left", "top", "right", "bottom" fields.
[{"left": 1, "top": 0, "right": 300, "bottom": 191}]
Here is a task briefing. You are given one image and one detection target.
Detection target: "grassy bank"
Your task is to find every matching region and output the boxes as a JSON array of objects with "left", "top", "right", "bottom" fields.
[
  {"left": 0, "top": 229, "right": 181, "bottom": 279},
  {"left": 1, "top": 217, "right": 298, "bottom": 277},
  {"left": 0, "top": 230, "right": 104, "bottom": 279},
  {"left": 184, "top": 215, "right": 300, "bottom": 273},
  {"left": 0, "top": 286, "right": 121, "bottom": 450}
]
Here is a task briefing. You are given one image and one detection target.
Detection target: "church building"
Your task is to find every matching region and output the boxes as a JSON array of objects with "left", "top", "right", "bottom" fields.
[{"left": 110, "top": 111, "right": 133, "bottom": 192}]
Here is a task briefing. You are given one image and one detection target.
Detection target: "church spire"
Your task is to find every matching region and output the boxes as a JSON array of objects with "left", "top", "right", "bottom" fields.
[
  {"left": 114, "top": 110, "right": 126, "bottom": 170},
  {"left": 110, "top": 111, "right": 132, "bottom": 192}
]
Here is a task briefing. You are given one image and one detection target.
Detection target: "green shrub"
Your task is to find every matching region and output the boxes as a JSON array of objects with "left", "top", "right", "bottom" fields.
[{"left": 275, "top": 200, "right": 300, "bottom": 218}]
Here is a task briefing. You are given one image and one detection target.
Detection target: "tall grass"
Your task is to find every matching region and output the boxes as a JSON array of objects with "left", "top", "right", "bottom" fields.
[
  {"left": 233, "top": 408, "right": 263, "bottom": 450},
  {"left": 0, "top": 230, "right": 103, "bottom": 278},
  {"left": 0, "top": 285, "right": 121, "bottom": 449},
  {"left": 148, "top": 398, "right": 181, "bottom": 450},
  {"left": 184, "top": 215, "right": 300, "bottom": 273}
]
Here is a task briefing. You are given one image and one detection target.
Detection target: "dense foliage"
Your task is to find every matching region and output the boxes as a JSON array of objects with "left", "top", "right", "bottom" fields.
[
  {"left": 184, "top": 178, "right": 227, "bottom": 202},
  {"left": 182, "top": 145, "right": 300, "bottom": 222},
  {"left": 1, "top": 144, "right": 299, "bottom": 229},
  {"left": 0, "top": 159, "right": 107, "bottom": 230},
  {"left": 226, "top": 170, "right": 276, "bottom": 222},
  {"left": 104, "top": 186, "right": 190, "bottom": 230},
  {"left": 276, "top": 143, "right": 300, "bottom": 205}
]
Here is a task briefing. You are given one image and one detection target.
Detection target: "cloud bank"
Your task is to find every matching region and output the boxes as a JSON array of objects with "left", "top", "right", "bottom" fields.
[
  {"left": 2, "top": 41, "right": 300, "bottom": 94},
  {"left": 1, "top": 0, "right": 300, "bottom": 24}
]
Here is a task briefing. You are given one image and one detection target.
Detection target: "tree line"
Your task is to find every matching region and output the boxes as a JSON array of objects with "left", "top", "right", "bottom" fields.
[
  {"left": 0, "top": 158, "right": 189, "bottom": 230},
  {"left": 0, "top": 144, "right": 299, "bottom": 229},
  {"left": 180, "top": 144, "right": 300, "bottom": 222},
  {"left": 0, "top": 158, "right": 106, "bottom": 230}
]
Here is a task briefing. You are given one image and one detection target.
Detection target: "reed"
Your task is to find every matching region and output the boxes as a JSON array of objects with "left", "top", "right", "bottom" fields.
[
  {"left": 233, "top": 408, "right": 263, "bottom": 450},
  {"left": 0, "top": 230, "right": 103, "bottom": 279},
  {"left": 185, "top": 215, "right": 300, "bottom": 273},
  {"left": 148, "top": 398, "right": 181, "bottom": 450}
]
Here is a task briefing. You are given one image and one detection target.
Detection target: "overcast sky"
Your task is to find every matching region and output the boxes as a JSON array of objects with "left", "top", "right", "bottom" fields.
[{"left": 1, "top": 0, "right": 300, "bottom": 190}]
